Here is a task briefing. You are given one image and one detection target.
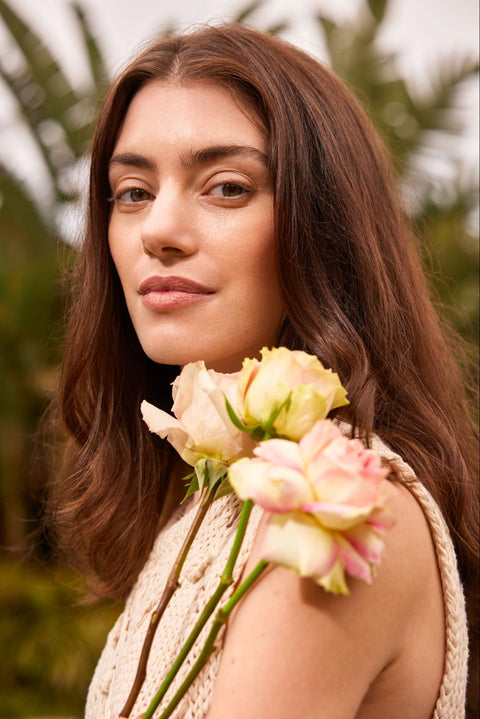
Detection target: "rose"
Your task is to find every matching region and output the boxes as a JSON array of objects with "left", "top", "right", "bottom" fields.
[
  {"left": 237, "top": 347, "right": 348, "bottom": 441},
  {"left": 141, "top": 361, "right": 255, "bottom": 467},
  {"left": 228, "top": 420, "right": 393, "bottom": 594}
]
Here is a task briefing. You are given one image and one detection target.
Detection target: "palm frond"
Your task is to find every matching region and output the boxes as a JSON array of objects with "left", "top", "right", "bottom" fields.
[
  {"left": 72, "top": 3, "right": 107, "bottom": 89},
  {"left": 0, "top": 162, "right": 53, "bottom": 249},
  {"left": 414, "top": 56, "right": 479, "bottom": 134},
  {"left": 265, "top": 21, "right": 288, "bottom": 35},
  {"left": 0, "top": 0, "right": 81, "bottom": 151},
  {"left": 0, "top": 62, "right": 65, "bottom": 190},
  {"left": 233, "top": 0, "right": 262, "bottom": 25}
]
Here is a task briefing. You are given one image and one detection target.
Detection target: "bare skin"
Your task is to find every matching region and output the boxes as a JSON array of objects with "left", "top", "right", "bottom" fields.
[{"left": 206, "top": 482, "right": 445, "bottom": 719}]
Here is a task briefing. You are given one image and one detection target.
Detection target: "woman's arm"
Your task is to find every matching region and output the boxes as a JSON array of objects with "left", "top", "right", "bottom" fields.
[{"left": 206, "top": 484, "right": 445, "bottom": 719}]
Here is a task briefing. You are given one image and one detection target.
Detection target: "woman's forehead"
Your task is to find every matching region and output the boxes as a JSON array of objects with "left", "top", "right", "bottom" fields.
[{"left": 114, "top": 81, "right": 268, "bottom": 155}]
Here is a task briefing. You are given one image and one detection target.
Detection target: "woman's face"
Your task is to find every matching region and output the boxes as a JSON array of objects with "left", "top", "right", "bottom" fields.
[{"left": 108, "top": 81, "right": 284, "bottom": 373}]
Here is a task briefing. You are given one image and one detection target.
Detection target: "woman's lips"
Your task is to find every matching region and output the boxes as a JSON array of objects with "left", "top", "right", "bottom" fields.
[{"left": 138, "top": 275, "right": 214, "bottom": 310}]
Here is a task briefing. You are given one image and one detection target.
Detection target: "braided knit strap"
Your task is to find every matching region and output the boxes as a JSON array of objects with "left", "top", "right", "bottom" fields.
[
  {"left": 409, "top": 480, "right": 468, "bottom": 719},
  {"left": 371, "top": 437, "right": 468, "bottom": 719}
]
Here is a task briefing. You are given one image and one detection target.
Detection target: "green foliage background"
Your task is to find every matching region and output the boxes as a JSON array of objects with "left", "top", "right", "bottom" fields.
[{"left": 0, "top": 0, "right": 477, "bottom": 715}]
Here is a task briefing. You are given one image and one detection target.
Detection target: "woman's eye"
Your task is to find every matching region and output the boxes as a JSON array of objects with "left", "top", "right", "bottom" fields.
[
  {"left": 116, "top": 188, "right": 152, "bottom": 203},
  {"left": 209, "top": 182, "right": 249, "bottom": 198}
]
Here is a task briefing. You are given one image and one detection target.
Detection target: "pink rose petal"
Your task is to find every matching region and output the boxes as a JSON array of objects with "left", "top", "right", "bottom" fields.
[
  {"left": 337, "top": 536, "right": 374, "bottom": 584},
  {"left": 301, "top": 501, "right": 374, "bottom": 530},
  {"left": 254, "top": 439, "right": 304, "bottom": 473},
  {"left": 228, "top": 458, "right": 312, "bottom": 512}
]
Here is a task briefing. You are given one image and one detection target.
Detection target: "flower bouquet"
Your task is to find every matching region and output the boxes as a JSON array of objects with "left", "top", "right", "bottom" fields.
[{"left": 119, "top": 348, "right": 394, "bottom": 718}]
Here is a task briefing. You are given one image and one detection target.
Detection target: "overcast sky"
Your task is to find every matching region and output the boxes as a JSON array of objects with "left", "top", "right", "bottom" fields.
[
  {"left": 3, "top": 0, "right": 478, "bottom": 87},
  {"left": 0, "top": 0, "right": 478, "bottom": 212}
]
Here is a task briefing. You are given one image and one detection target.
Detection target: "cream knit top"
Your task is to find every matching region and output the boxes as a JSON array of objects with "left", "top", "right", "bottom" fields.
[{"left": 85, "top": 440, "right": 468, "bottom": 719}]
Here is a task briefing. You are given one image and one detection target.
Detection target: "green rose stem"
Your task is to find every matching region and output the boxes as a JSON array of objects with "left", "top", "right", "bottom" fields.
[
  {"left": 141, "top": 500, "right": 265, "bottom": 719},
  {"left": 119, "top": 486, "right": 217, "bottom": 718},
  {"left": 150, "top": 559, "right": 268, "bottom": 719}
]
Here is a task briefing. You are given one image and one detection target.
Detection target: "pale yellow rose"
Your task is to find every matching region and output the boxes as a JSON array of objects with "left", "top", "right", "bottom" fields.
[
  {"left": 237, "top": 347, "right": 348, "bottom": 440},
  {"left": 141, "top": 361, "right": 255, "bottom": 466}
]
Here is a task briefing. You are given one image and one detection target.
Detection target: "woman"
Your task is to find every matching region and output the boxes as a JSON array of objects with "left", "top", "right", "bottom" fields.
[{"left": 50, "top": 24, "right": 478, "bottom": 718}]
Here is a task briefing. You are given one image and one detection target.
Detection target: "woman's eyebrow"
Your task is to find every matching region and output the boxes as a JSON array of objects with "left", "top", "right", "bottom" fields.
[
  {"left": 109, "top": 152, "right": 156, "bottom": 172},
  {"left": 180, "top": 145, "right": 269, "bottom": 168},
  {"left": 108, "top": 145, "right": 269, "bottom": 174}
]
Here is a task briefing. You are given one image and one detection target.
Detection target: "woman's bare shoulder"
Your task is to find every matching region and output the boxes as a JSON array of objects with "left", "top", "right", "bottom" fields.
[{"left": 206, "top": 482, "right": 444, "bottom": 719}]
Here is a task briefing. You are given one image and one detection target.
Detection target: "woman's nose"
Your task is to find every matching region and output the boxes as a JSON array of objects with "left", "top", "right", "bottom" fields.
[{"left": 141, "top": 187, "right": 197, "bottom": 258}]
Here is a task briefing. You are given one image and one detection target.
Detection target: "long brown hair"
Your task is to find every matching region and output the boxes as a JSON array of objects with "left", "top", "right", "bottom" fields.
[{"left": 50, "top": 23, "right": 478, "bottom": 704}]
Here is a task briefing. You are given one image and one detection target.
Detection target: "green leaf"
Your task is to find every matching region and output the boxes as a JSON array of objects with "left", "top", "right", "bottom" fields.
[
  {"left": 260, "top": 394, "right": 291, "bottom": 434},
  {"left": 194, "top": 458, "right": 229, "bottom": 496},
  {"left": 182, "top": 472, "right": 198, "bottom": 502},
  {"left": 225, "top": 397, "right": 248, "bottom": 431}
]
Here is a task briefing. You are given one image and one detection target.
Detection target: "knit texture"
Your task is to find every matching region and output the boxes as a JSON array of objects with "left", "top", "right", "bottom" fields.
[
  {"left": 85, "top": 492, "right": 263, "bottom": 718},
  {"left": 371, "top": 437, "right": 468, "bottom": 719},
  {"left": 85, "top": 442, "right": 468, "bottom": 718}
]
